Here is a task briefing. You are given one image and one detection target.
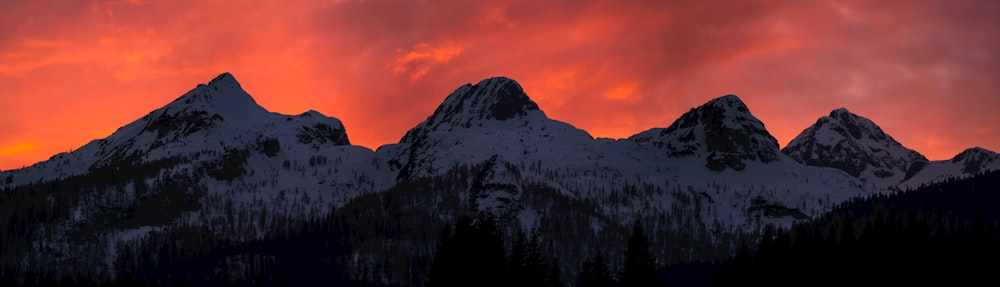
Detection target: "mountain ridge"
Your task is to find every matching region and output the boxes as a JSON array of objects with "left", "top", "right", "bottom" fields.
[
  {"left": 782, "top": 107, "right": 998, "bottom": 189},
  {"left": 1, "top": 72, "right": 362, "bottom": 188},
  {"left": 5, "top": 73, "right": 995, "bottom": 194},
  {"left": 3, "top": 72, "right": 997, "bottom": 285}
]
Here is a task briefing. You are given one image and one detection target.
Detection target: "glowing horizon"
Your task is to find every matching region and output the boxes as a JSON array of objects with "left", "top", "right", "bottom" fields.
[{"left": 2, "top": 0, "right": 999, "bottom": 170}]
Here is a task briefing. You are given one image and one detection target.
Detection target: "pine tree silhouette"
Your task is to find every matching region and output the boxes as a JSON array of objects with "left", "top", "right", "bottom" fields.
[
  {"left": 426, "top": 214, "right": 507, "bottom": 287},
  {"left": 578, "top": 250, "right": 614, "bottom": 287},
  {"left": 620, "top": 220, "right": 658, "bottom": 287}
]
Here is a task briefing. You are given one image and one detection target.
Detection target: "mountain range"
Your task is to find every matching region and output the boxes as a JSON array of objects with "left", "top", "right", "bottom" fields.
[{"left": 2, "top": 72, "right": 997, "bottom": 283}]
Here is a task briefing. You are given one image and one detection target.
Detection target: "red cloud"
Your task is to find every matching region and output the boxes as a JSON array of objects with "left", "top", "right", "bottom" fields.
[{"left": 1, "top": 0, "right": 999, "bottom": 170}]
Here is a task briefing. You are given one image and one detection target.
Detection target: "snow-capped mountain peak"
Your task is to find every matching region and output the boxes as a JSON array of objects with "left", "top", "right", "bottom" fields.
[
  {"left": 400, "top": 77, "right": 543, "bottom": 144},
  {"left": 628, "top": 95, "right": 780, "bottom": 171},
  {"left": 950, "top": 147, "right": 999, "bottom": 175},
  {"left": 445, "top": 76, "right": 540, "bottom": 121},
  {"left": 297, "top": 110, "right": 324, "bottom": 118},
  {"left": 157, "top": 72, "right": 268, "bottom": 124},
  {"left": 829, "top": 107, "right": 850, "bottom": 116},
  {"left": 708, "top": 94, "right": 749, "bottom": 110},
  {"left": 0, "top": 72, "right": 358, "bottom": 187},
  {"left": 208, "top": 71, "right": 240, "bottom": 88},
  {"left": 783, "top": 108, "right": 926, "bottom": 187},
  {"left": 389, "top": 76, "right": 594, "bottom": 179},
  {"left": 898, "top": 147, "right": 1000, "bottom": 190}
]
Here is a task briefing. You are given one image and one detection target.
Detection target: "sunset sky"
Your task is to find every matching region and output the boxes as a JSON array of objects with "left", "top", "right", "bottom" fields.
[{"left": 2, "top": 0, "right": 999, "bottom": 171}]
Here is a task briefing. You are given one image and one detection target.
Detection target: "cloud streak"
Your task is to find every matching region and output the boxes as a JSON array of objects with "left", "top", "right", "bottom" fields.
[{"left": 1, "top": 0, "right": 999, "bottom": 170}]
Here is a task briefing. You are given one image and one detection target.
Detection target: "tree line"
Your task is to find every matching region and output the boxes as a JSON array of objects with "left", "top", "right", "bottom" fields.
[
  {"left": 426, "top": 215, "right": 663, "bottom": 287},
  {"left": 4, "top": 168, "right": 999, "bottom": 286},
  {"left": 710, "top": 169, "right": 1000, "bottom": 286}
]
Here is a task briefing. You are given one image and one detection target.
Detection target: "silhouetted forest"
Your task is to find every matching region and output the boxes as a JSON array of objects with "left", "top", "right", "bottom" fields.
[
  {"left": 3, "top": 170, "right": 999, "bottom": 286},
  {"left": 710, "top": 169, "right": 1000, "bottom": 286},
  {"left": 425, "top": 216, "right": 667, "bottom": 287}
]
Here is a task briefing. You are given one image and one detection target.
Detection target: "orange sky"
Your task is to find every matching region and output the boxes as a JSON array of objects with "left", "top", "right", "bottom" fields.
[{"left": 2, "top": 0, "right": 999, "bottom": 171}]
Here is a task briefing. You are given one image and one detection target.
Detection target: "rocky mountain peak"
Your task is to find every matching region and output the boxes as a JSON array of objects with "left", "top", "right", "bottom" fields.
[
  {"left": 951, "top": 147, "right": 999, "bottom": 175},
  {"left": 400, "top": 77, "right": 543, "bottom": 144},
  {"left": 164, "top": 72, "right": 267, "bottom": 119},
  {"left": 629, "top": 95, "right": 780, "bottom": 171},
  {"left": 783, "top": 108, "right": 925, "bottom": 185}
]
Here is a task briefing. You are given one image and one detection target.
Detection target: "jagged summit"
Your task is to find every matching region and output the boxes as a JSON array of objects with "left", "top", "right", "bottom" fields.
[
  {"left": 951, "top": 147, "right": 999, "bottom": 174},
  {"left": 0, "top": 72, "right": 356, "bottom": 186},
  {"left": 400, "top": 77, "right": 545, "bottom": 143},
  {"left": 825, "top": 108, "right": 895, "bottom": 141},
  {"left": 708, "top": 94, "right": 748, "bottom": 107},
  {"left": 629, "top": 94, "right": 780, "bottom": 171},
  {"left": 830, "top": 107, "right": 850, "bottom": 115},
  {"left": 208, "top": 72, "right": 240, "bottom": 88},
  {"left": 956, "top": 147, "right": 993, "bottom": 157},
  {"left": 898, "top": 147, "right": 1000, "bottom": 189},
  {"left": 390, "top": 76, "right": 593, "bottom": 179},
  {"left": 161, "top": 72, "right": 268, "bottom": 122},
  {"left": 297, "top": 110, "right": 325, "bottom": 117},
  {"left": 783, "top": 108, "right": 926, "bottom": 186},
  {"left": 117, "top": 72, "right": 273, "bottom": 156},
  {"left": 469, "top": 77, "right": 540, "bottom": 121},
  {"left": 107, "top": 71, "right": 352, "bottom": 161}
]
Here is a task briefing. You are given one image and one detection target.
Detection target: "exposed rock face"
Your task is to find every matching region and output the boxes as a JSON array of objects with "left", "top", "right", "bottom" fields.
[
  {"left": 470, "top": 155, "right": 523, "bottom": 221},
  {"left": 401, "top": 77, "right": 541, "bottom": 144},
  {"left": 391, "top": 76, "right": 593, "bottom": 179},
  {"left": 783, "top": 108, "right": 926, "bottom": 186},
  {"left": 630, "top": 95, "right": 780, "bottom": 171}
]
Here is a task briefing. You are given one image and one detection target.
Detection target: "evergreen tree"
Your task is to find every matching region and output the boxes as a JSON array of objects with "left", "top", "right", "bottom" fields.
[
  {"left": 509, "top": 231, "right": 528, "bottom": 285},
  {"left": 523, "top": 230, "right": 549, "bottom": 287},
  {"left": 620, "top": 221, "right": 658, "bottom": 287},
  {"left": 470, "top": 215, "right": 509, "bottom": 287},
  {"left": 548, "top": 256, "right": 563, "bottom": 287},
  {"left": 427, "top": 221, "right": 458, "bottom": 287},
  {"left": 578, "top": 251, "right": 614, "bottom": 287},
  {"left": 510, "top": 228, "right": 557, "bottom": 287},
  {"left": 426, "top": 215, "right": 508, "bottom": 287}
]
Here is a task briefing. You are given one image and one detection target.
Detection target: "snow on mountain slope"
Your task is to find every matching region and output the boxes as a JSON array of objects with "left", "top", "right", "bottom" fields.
[
  {"left": 782, "top": 108, "right": 927, "bottom": 188},
  {"left": 3, "top": 73, "right": 351, "bottom": 187},
  {"left": 470, "top": 154, "right": 524, "bottom": 221},
  {"left": 387, "top": 77, "right": 597, "bottom": 180},
  {"left": 0, "top": 73, "right": 405, "bottom": 275},
  {"left": 383, "top": 79, "right": 869, "bottom": 233},
  {"left": 629, "top": 95, "right": 780, "bottom": 171},
  {"left": 14, "top": 72, "right": 1000, "bottom": 285},
  {"left": 624, "top": 95, "right": 870, "bottom": 223},
  {"left": 898, "top": 147, "right": 1000, "bottom": 190},
  {"left": 0, "top": 72, "right": 393, "bottom": 238},
  {"left": 0, "top": 74, "right": 905, "bottom": 280}
]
